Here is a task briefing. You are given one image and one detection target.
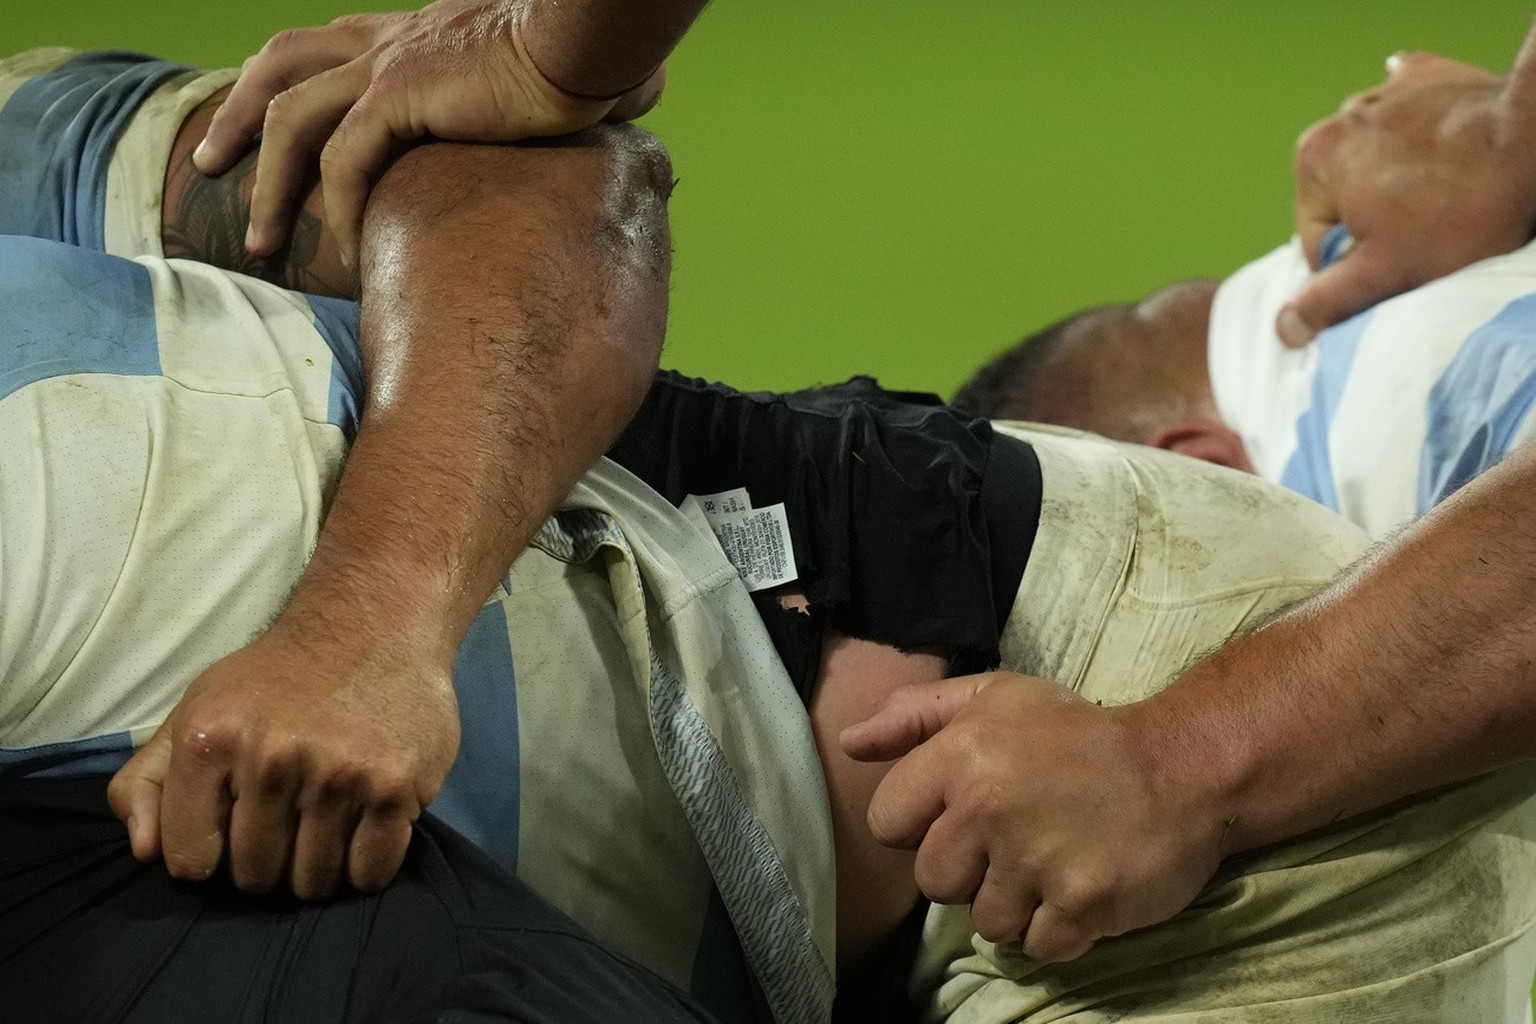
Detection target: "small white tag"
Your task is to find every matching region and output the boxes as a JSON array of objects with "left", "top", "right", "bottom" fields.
[
  {"left": 685, "top": 488, "right": 798, "bottom": 592},
  {"left": 691, "top": 487, "right": 754, "bottom": 520}
]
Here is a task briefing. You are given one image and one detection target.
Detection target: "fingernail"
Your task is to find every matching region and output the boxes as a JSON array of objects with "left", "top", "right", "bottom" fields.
[
  {"left": 339, "top": 243, "right": 354, "bottom": 272},
  {"left": 1277, "top": 306, "right": 1317, "bottom": 347},
  {"left": 1386, "top": 52, "right": 1406, "bottom": 75},
  {"left": 245, "top": 223, "right": 260, "bottom": 254},
  {"left": 193, "top": 140, "right": 210, "bottom": 168}
]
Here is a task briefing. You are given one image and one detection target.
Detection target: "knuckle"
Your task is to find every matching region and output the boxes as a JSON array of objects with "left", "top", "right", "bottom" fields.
[
  {"left": 105, "top": 770, "right": 132, "bottom": 805},
  {"left": 912, "top": 858, "right": 964, "bottom": 905},
  {"left": 249, "top": 741, "right": 302, "bottom": 790},
  {"left": 174, "top": 718, "right": 234, "bottom": 765},
  {"left": 363, "top": 767, "right": 417, "bottom": 811},
  {"left": 1053, "top": 875, "right": 1112, "bottom": 924},
  {"left": 1294, "top": 114, "right": 1345, "bottom": 170},
  {"left": 960, "top": 775, "right": 1012, "bottom": 827},
  {"left": 864, "top": 801, "right": 900, "bottom": 846},
  {"left": 259, "top": 28, "right": 309, "bottom": 59},
  {"left": 971, "top": 904, "right": 1022, "bottom": 945},
  {"left": 1026, "top": 922, "right": 1094, "bottom": 963},
  {"left": 317, "top": 136, "right": 348, "bottom": 175},
  {"left": 1338, "top": 87, "right": 1381, "bottom": 118},
  {"left": 262, "top": 88, "right": 305, "bottom": 132},
  {"left": 913, "top": 830, "right": 984, "bottom": 904},
  {"left": 311, "top": 761, "right": 369, "bottom": 803}
]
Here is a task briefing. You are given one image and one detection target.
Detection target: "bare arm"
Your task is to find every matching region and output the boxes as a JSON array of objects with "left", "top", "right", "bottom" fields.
[
  {"left": 523, "top": 0, "right": 708, "bottom": 98},
  {"left": 112, "top": 115, "right": 673, "bottom": 899},
  {"left": 846, "top": 443, "right": 1536, "bottom": 963},
  {"left": 193, "top": 0, "right": 707, "bottom": 262},
  {"left": 1143, "top": 442, "right": 1536, "bottom": 853}
]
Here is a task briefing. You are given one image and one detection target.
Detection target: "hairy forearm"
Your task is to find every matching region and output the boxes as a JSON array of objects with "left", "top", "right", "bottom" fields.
[
  {"left": 164, "top": 103, "right": 670, "bottom": 655},
  {"left": 1137, "top": 442, "right": 1536, "bottom": 853},
  {"left": 523, "top": 0, "right": 709, "bottom": 98},
  {"left": 288, "top": 130, "right": 672, "bottom": 653}
]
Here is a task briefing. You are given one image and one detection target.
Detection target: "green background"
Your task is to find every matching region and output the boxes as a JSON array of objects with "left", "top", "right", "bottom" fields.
[
  {"left": 5, "top": 2, "right": 1532, "bottom": 399},
  {"left": 6, "top": 0, "right": 1536, "bottom": 1001}
]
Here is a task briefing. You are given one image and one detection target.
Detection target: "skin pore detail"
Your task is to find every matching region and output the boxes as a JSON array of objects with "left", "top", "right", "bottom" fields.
[{"left": 162, "top": 92, "right": 354, "bottom": 299}]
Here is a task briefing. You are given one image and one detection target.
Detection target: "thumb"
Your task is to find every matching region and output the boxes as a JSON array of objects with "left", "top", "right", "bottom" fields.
[
  {"left": 1277, "top": 241, "right": 1405, "bottom": 346},
  {"left": 107, "top": 720, "right": 174, "bottom": 862},
  {"left": 841, "top": 674, "right": 996, "bottom": 762}
]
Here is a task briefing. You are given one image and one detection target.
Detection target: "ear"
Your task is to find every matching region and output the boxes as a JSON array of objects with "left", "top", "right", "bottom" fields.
[{"left": 1146, "top": 419, "right": 1256, "bottom": 474}]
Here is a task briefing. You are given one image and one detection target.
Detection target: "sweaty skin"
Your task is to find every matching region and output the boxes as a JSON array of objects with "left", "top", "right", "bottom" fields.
[
  {"left": 846, "top": 390, "right": 1536, "bottom": 966},
  {"left": 149, "top": 98, "right": 936, "bottom": 985},
  {"left": 195, "top": 0, "right": 708, "bottom": 264},
  {"left": 108, "top": 91, "right": 674, "bottom": 900}
]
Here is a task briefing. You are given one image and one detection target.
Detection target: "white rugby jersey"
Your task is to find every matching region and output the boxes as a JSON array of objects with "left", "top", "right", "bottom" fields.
[
  {"left": 1209, "top": 237, "right": 1536, "bottom": 539},
  {"left": 0, "top": 50, "right": 836, "bottom": 1021}
]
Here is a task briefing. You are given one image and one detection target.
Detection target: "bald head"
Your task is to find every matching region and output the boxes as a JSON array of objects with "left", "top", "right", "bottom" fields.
[{"left": 954, "top": 279, "right": 1220, "bottom": 446}]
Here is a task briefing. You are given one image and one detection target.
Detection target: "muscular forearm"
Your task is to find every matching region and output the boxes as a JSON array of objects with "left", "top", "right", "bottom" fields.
[
  {"left": 523, "top": 0, "right": 708, "bottom": 98},
  {"left": 167, "top": 100, "right": 670, "bottom": 654},
  {"left": 291, "top": 130, "right": 672, "bottom": 656},
  {"left": 1139, "top": 443, "right": 1536, "bottom": 853}
]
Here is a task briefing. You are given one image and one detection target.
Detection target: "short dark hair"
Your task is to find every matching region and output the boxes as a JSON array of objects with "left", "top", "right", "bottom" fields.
[
  {"left": 951, "top": 305, "right": 1126, "bottom": 422},
  {"left": 953, "top": 280, "right": 1218, "bottom": 442}
]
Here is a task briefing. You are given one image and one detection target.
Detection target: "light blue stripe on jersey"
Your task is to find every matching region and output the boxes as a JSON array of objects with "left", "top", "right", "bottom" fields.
[
  {"left": 1417, "top": 294, "right": 1536, "bottom": 513},
  {"left": 0, "top": 236, "right": 160, "bottom": 397},
  {"left": 0, "top": 731, "right": 134, "bottom": 778},
  {"left": 305, "top": 293, "right": 365, "bottom": 438},
  {"left": 430, "top": 600, "right": 521, "bottom": 873},
  {"left": 0, "top": 52, "right": 188, "bottom": 249},
  {"left": 1278, "top": 309, "right": 1376, "bottom": 511}
]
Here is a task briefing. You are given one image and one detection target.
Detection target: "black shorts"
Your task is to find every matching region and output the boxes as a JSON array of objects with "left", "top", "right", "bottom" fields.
[
  {"left": 609, "top": 372, "right": 1042, "bottom": 696},
  {"left": 0, "top": 777, "right": 717, "bottom": 1024}
]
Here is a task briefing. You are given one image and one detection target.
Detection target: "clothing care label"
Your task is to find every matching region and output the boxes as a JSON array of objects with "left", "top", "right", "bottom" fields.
[{"left": 684, "top": 487, "right": 798, "bottom": 593}]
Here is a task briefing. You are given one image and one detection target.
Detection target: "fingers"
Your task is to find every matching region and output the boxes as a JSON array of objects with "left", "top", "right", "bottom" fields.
[
  {"left": 127, "top": 716, "right": 418, "bottom": 898},
  {"left": 1022, "top": 902, "right": 1099, "bottom": 963},
  {"left": 290, "top": 792, "right": 358, "bottom": 900},
  {"left": 1277, "top": 241, "right": 1409, "bottom": 346},
  {"left": 157, "top": 720, "right": 236, "bottom": 882},
  {"left": 347, "top": 807, "right": 415, "bottom": 893},
  {"left": 320, "top": 84, "right": 412, "bottom": 269},
  {"left": 246, "top": 62, "right": 372, "bottom": 256},
  {"left": 840, "top": 674, "right": 995, "bottom": 762},
  {"left": 911, "top": 809, "right": 988, "bottom": 904},
  {"left": 969, "top": 863, "right": 1036, "bottom": 945},
  {"left": 196, "top": 24, "right": 377, "bottom": 176},
  {"left": 865, "top": 740, "right": 949, "bottom": 849},
  {"left": 228, "top": 753, "right": 301, "bottom": 891},
  {"left": 107, "top": 722, "right": 173, "bottom": 861}
]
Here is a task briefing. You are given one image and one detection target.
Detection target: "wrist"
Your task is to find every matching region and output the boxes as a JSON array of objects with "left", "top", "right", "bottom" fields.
[
  {"left": 1123, "top": 663, "right": 1259, "bottom": 858},
  {"left": 277, "top": 548, "right": 471, "bottom": 668}
]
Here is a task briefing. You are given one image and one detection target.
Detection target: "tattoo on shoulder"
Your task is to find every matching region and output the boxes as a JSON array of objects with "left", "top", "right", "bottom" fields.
[{"left": 162, "top": 147, "right": 345, "bottom": 297}]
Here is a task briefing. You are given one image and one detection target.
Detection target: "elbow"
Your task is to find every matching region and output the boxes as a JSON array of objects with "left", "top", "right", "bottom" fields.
[{"left": 580, "top": 123, "right": 676, "bottom": 414}]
